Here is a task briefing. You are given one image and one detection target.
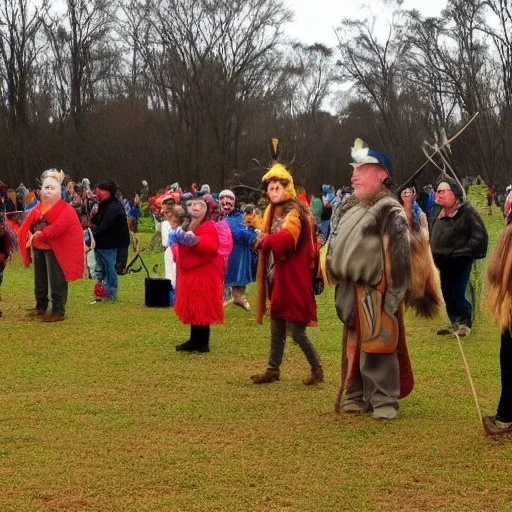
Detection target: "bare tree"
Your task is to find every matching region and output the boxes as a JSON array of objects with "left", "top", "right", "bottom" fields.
[
  {"left": 131, "top": 0, "right": 292, "bottom": 188},
  {"left": 402, "top": 13, "right": 459, "bottom": 139},
  {"left": 116, "top": 0, "right": 153, "bottom": 102},
  {"left": 335, "top": 0, "right": 414, "bottom": 176},
  {"left": 287, "top": 42, "right": 337, "bottom": 120},
  {"left": 0, "top": 0, "right": 48, "bottom": 129},
  {"left": 43, "top": 0, "right": 116, "bottom": 130},
  {"left": 482, "top": 0, "right": 512, "bottom": 106},
  {"left": 437, "top": 0, "right": 499, "bottom": 181},
  {"left": 481, "top": 0, "right": 512, "bottom": 176}
]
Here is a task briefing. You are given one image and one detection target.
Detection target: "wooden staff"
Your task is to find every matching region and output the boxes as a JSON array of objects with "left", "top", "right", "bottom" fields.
[{"left": 396, "top": 112, "right": 480, "bottom": 190}]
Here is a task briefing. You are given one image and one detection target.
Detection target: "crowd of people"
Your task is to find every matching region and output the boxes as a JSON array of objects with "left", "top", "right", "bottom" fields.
[
  {"left": 1, "top": 136, "right": 512, "bottom": 435},
  {"left": 0, "top": 174, "right": 138, "bottom": 315}
]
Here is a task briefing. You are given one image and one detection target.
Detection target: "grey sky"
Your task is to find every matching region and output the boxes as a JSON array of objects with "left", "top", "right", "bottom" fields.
[{"left": 284, "top": 0, "right": 447, "bottom": 46}]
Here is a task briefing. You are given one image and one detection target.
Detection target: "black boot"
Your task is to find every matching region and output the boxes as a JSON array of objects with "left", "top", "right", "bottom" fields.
[
  {"left": 176, "top": 339, "right": 195, "bottom": 352},
  {"left": 196, "top": 325, "right": 210, "bottom": 353}
]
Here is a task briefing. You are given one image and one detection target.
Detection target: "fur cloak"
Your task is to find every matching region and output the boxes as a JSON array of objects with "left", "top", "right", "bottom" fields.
[{"left": 404, "top": 210, "right": 443, "bottom": 318}]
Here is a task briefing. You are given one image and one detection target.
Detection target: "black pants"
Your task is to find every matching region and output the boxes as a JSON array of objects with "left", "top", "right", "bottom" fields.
[
  {"left": 115, "top": 245, "right": 129, "bottom": 275},
  {"left": 435, "top": 256, "right": 473, "bottom": 327},
  {"left": 190, "top": 325, "right": 210, "bottom": 350},
  {"left": 33, "top": 248, "right": 68, "bottom": 315},
  {"left": 497, "top": 329, "right": 512, "bottom": 422}
]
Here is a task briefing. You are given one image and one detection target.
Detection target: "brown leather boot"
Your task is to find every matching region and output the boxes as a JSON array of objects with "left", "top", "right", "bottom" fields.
[
  {"left": 42, "top": 313, "right": 65, "bottom": 323},
  {"left": 250, "top": 368, "right": 280, "bottom": 384},
  {"left": 27, "top": 308, "right": 46, "bottom": 319},
  {"left": 303, "top": 366, "right": 324, "bottom": 385}
]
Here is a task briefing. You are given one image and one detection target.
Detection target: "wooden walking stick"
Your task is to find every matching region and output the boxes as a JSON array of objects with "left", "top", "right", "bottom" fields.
[{"left": 453, "top": 329, "right": 484, "bottom": 429}]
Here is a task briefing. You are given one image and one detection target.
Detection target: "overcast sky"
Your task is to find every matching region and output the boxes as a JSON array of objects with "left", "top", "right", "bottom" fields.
[{"left": 284, "top": 0, "right": 448, "bottom": 47}]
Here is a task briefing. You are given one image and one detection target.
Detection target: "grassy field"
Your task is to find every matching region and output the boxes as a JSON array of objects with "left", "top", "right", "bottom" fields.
[{"left": 1, "top": 186, "right": 512, "bottom": 511}]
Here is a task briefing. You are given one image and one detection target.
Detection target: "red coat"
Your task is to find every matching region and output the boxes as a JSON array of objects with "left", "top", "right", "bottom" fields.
[
  {"left": 18, "top": 200, "right": 84, "bottom": 282},
  {"left": 174, "top": 220, "right": 224, "bottom": 325},
  {"left": 256, "top": 201, "right": 317, "bottom": 325}
]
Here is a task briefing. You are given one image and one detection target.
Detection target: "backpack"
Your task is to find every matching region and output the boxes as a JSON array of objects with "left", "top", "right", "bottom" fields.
[{"left": 215, "top": 219, "right": 233, "bottom": 264}]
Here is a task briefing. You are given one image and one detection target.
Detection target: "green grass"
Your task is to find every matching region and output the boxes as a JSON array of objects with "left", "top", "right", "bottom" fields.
[{"left": 1, "top": 188, "right": 512, "bottom": 511}]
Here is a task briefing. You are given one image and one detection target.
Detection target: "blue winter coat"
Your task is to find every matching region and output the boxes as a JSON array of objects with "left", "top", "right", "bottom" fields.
[{"left": 224, "top": 211, "right": 257, "bottom": 286}]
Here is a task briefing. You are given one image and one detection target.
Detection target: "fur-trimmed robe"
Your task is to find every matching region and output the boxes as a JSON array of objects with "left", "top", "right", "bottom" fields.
[
  {"left": 326, "top": 191, "right": 414, "bottom": 401},
  {"left": 256, "top": 199, "right": 317, "bottom": 326}
]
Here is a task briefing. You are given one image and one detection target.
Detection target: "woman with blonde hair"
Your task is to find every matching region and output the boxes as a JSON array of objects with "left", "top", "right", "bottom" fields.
[
  {"left": 18, "top": 169, "right": 84, "bottom": 322},
  {"left": 484, "top": 224, "right": 512, "bottom": 435}
]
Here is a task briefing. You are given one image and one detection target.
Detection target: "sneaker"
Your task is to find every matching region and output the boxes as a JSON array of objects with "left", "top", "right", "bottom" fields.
[
  {"left": 223, "top": 298, "right": 233, "bottom": 307},
  {"left": 456, "top": 324, "right": 471, "bottom": 337},
  {"left": 437, "top": 323, "right": 459, "bottom": 335},
  {"left": 483, "top": 416, "right": 512, "bottom": 436},
  {"left": 89, "top": 298, "right": 102, "bottom": 304}
]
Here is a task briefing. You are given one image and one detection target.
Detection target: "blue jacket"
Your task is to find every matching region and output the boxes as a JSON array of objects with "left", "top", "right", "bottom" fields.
[{"left": 224, "top": 211, "right": 257, "bottom": 286}]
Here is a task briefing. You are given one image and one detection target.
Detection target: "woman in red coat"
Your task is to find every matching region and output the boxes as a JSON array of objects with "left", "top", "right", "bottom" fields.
[
  {"left": 250, "top": 153, "right": 323, "bottom": 385},
  {"left": 18, "top": 169, "right": 84, "bottom": 322},
  {"left": 173, "top": 196, "right": 224, "bottom": 352}
]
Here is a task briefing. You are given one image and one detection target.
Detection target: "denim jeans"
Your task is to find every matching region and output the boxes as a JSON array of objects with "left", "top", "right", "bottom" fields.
[
  {"left": 33, "top": 248, "right": 68, "bottom": 315},
  {"left": 435, "top": 256, "right": 473, "bottom": 327},
  {"left": 95, "top": 248, "right": 118, "bottom": 300}
]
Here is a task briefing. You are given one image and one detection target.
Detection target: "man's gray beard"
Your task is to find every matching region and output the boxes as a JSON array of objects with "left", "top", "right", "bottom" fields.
[{"left": 345, "top": 187, "right": 391, "bottom": 208}]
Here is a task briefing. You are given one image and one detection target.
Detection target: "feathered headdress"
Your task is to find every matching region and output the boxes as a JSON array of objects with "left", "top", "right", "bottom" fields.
[{"left": 261, "top": 138, "right": 297, "bottom": 200}]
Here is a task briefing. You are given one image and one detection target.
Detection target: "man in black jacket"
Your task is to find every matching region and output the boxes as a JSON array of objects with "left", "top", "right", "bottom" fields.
[
  {"left": 89, "top": 180, "right": 130, "bottom": 302},
  {"left": 429, "top": 176, "right": 488, "bottom": 337}
]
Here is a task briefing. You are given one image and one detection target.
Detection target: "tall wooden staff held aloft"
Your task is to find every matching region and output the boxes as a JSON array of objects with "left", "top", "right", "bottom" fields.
[{"left": 396, "top": 112, "right": 480, "bottom": 194}]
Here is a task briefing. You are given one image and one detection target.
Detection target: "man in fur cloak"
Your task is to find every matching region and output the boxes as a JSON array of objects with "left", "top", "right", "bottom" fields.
[{"left": 326, "top": 139, "right": 441, "bottom": 420}]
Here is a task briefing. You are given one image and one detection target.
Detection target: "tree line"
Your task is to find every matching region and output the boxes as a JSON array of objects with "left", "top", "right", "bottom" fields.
[{"left": 0, "top": 0, "right": 510, "bottom": 196}]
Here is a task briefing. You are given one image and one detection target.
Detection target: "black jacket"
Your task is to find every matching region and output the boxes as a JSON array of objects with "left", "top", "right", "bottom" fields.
[
  {"left": 429, "top": 201, "right": 488, "bottom": 260},
  {"left": 91, "top": 197, "right": 130, "bottom": 249}
]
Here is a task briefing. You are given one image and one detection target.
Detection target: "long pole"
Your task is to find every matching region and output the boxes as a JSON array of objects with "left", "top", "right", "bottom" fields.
[
  {"left": 396, "top": 112, "right": 480, "bottom": 190},
  {"left": 454, "top": 330, "right": 483, "bottom": 425}
]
